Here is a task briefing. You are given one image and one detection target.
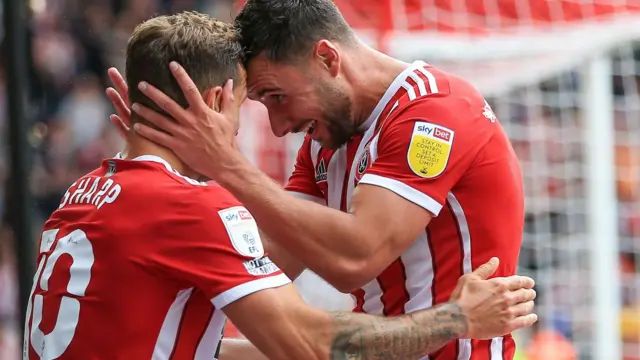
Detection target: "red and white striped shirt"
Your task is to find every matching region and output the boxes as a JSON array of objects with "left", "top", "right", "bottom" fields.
[
  {"left": 24, "top": 155, "right": 290, "bottom": 359},
  {"left": 285, "top": 61, "right": 524, "bottom": 360}
]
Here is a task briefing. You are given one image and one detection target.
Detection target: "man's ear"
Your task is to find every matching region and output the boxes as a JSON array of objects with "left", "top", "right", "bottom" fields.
[{"left": 203, "top": 87, "right": 224, "bottom": 112}]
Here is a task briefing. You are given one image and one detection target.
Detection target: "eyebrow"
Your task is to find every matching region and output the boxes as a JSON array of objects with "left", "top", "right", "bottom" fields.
[{"left": 253, "top": 87, "right": 281, "bottom": 98}]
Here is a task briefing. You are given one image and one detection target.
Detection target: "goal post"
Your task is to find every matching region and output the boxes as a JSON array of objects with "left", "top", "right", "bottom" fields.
[{"left": 582, "top": 54, "right": 620, "bottom": 360}]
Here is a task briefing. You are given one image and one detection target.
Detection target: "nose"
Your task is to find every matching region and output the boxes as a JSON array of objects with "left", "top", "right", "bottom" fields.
[
  {"left": 272, "top": 122, "right": 293, "bottom": 137},
  {"left": 266, "top": 109, "right": 292, "bottom": 138}
]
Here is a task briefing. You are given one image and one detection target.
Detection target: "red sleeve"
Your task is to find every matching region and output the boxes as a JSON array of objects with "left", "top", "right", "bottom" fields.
[
  {"left": 360, "top": 96, "right": 495, "bottom": 216},
  {"left": 146, "top": 187, "right": 290, "bottom": 309},
  {"left": 284, "top": 135, "right": 325, "bottom": 203}
]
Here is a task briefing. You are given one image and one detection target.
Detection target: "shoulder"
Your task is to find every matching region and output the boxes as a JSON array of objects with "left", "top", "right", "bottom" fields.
[
  {"left": 392, "top": 94, "right": 484, "bottom": 125},
  {"left": 143, "top": 183, "right": 258, "bottom": 251},
  {"left": 168, "top": 184, "right": 252, "bottom": 229},
  {"left": 109, "top": 171, "right": 243, "bottom": 233},
  {"left": 166, "top": 182, "right": 243, "bottom": 216},
  {"left": 384, "top": 65, "right": 486, "bottom": 123},
  {"left": 169, "top": 185, "right": 265, "bottom": 258},
  {"left": 379, "top": 85, "right": 494, "bottom": 144}
]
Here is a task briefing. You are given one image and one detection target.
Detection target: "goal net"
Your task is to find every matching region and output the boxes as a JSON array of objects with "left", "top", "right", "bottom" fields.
[{"left": 236, "top": 1, "right": 640, "bottom": 359}]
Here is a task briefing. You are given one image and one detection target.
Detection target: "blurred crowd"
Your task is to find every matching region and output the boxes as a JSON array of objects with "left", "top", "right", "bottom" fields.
[{"left": 0, "top": 1, "right": 640, "bottom": 359}]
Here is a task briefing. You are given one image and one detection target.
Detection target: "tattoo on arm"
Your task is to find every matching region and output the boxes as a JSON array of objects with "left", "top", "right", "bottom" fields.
[{"left": 329, "top": 303, "right": 467, "bottom": 360}]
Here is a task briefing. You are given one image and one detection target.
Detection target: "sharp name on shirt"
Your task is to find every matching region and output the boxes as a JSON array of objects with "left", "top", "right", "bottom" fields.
[{"left": 59, "top": 176, "right": 122, "bottom": 210}]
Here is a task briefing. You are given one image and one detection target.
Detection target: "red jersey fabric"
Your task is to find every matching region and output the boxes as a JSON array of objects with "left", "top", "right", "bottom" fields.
[{"left": 24, "top": 155, "right": 290, "bottom": 360}]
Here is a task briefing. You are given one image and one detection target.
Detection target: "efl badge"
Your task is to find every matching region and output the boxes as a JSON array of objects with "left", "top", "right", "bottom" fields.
[
  {"left": 407, "top": 121, "right": 454, "bottom": 178},
  {"left": 218, "top": 206, "right": 265, "bottom": 259}
]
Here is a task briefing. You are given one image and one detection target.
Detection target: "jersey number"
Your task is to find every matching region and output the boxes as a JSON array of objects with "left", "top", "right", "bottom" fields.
[{"left": 24, "top": 229, "right": 95, "bottom": 359}]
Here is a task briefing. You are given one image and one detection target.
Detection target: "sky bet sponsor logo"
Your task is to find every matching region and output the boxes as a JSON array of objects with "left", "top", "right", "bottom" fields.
[
  {"left": 222, "top": 208, "right": 253, "bottom": 223},
  {"left": 415, "top": 123, "right": 452, "bottom": 142}
]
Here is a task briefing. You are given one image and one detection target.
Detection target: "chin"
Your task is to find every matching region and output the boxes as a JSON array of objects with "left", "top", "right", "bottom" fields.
[
  {"left": 312, "top": 126, "right": 352, "bottom": 149},
  {"left": 312, "top": 134, "right": 336, "bottom": 150},
  {"left": 318, "top": 139, "right": 344, "bottom": 150},
  {"left": 312, "top": 135, "right": 332, "bottom": 149},
  {"left": 323, "top": 134, "right": 353, "bottom": 150}
]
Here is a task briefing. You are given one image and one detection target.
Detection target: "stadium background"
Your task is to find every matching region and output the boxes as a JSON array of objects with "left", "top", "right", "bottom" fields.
[{"left": 0, "top": 0, "right": 639, "bottom": 359}]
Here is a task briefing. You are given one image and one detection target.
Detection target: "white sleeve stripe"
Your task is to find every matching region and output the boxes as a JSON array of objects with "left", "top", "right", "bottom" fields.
[
  {"left": 358, "top": 174, "right": 443, "bottom": 216},
  {"left": 211, "top": 273, "right": 291, "bottom": 309},
  {"left": 287, "top": 191, "right": 325, "bottom": 205}
]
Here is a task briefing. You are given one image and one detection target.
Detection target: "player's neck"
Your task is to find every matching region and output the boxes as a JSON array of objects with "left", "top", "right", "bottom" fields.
[
  {"left": 124, "top": 132, "right": 200, "bottom": 179},
  {"left": 345, "top": 46, "right": 409, "bottom": 129}
]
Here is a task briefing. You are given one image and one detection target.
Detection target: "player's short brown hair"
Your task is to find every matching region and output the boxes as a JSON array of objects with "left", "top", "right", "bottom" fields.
[
  {"left": 126, "top": 11, "right": 243, "bottom": 122},
  {"left": 234, "top": 0, "right": 356, "bottom": 65}
]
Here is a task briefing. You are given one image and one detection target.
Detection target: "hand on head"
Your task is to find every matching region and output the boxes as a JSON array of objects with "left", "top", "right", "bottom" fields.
[{"left": 105, "top": 62, "right": 240, "bottom": 180}]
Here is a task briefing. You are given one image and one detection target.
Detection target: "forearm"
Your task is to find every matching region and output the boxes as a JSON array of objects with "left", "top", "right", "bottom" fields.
[
  {"left": 218, "top": 338, "right": 269, "bottom": 360},
  {"left": 325, "top": 302, "right": 466, "bottom": 360},
  {"left": 218, "top": 155, "right": 367, "bottom": 280}
]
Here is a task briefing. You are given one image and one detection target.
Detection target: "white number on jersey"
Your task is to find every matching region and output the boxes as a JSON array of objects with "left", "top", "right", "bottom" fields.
[{"left": 24, "top": 229, "right": 95, "bottom": 360}]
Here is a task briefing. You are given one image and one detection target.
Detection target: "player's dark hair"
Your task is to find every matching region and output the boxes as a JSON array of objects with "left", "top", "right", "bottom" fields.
[
  {"left": 234, "top": 0, "right": 356, "bottom": 65},
  {"left": 126, "top": 11, "right": 243, "bottom": 123}
]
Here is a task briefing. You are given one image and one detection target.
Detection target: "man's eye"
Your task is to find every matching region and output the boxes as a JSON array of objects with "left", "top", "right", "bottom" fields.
[{"left": 271, "top": 94, "right": 284, "bottom": 103}]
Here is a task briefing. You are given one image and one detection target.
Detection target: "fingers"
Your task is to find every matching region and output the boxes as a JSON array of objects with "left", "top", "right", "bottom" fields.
[
  {"left": 137, "top": 81, "right": 189, "bottom": 123},
  {"left": 108, "top": 67, "right": 129, "bottom": 106},
  {"left": 169, "top": 61, "right": 208, "bottom": 111},
  {"left": 507, "top": 288, "right": 536, "bottom": 305},
  {"left": 502, "top": 275, "right": 535, "bottom": 291},
  {"left": 470, "top": 257, "right": 499, "bottom": 280},
  {"left": 133, "top": 123, "right": 179, "bottom": 151},
  {"left": 508, "top": 300, "right": 535, "bottom": 318},
  {"left": 131, "top": 103, "right": 183, "bottom": 136},
  {"left": 106, "top": 87, "right": 132, "bottom": 126},
  {"left": 507, "top": 314, "right": 538, "bottom": 333},
  {"left": 219, "top": 79, "right": 236, "bottom": 116},
  {"left": 110, "top": 115, "right": 129, "bottom": 139}
]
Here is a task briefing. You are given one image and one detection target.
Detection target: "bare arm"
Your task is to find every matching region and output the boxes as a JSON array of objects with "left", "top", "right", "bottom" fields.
[
  {"left": 222, "top": 258, "right": 536, "bottom": 360},
  {"left": 216, "top": 157, "right": 430, "bottom": 292},
  {"left": 223, "top": 283, "right": 466, "bottom": 360}
]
